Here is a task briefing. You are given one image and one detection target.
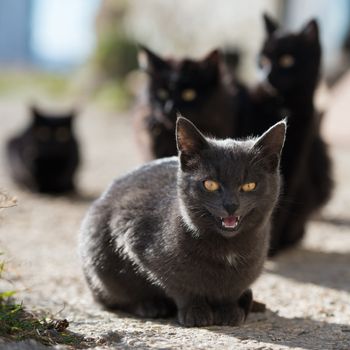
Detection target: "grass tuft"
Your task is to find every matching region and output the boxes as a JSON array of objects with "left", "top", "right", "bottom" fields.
[
  {"left": 0, "top": 292, "right": 87, "bottom": 348},
  {"left": 0, "top": 252, "right": 88, "bottom": 348}
]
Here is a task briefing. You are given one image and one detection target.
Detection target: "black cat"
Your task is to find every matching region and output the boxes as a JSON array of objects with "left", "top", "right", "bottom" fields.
[
  {"left": 80, "top": 117, "right": 286, "bottom": 327},
  {"left": 236, "top": 14, "right": 333, "bottom": 254},
  {"left": 6, "top": 106, "right": 80, "bottom": 194},
  {"left": 134, "top": 46, "right": 242, "bottom": 160}
]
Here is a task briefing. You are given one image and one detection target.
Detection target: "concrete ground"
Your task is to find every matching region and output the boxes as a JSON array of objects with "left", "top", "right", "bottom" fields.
[{"left": 0, "top": 83, "right": 349, "bottom": 349}]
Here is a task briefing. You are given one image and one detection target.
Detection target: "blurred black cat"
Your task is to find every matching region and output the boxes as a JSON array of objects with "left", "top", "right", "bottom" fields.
[
  {"left": 237, "top": 14, "right": 333, "bottom": 254},
  {"left": 134, "top": 46, "right": 242, "bottom": 160},
  {"left": 6, "top": 106, "right": 80, "bottom": 194},
  {"left": 80, "top": 117, "right": 286, "bottom": 327}
]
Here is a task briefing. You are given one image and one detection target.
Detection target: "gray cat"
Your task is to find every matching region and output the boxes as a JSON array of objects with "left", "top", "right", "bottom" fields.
[{"left": 79, "top": 117, "right": 286, "bottom": 327}]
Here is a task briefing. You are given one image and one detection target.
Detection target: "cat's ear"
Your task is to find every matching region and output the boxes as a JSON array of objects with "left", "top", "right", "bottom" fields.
[
  {"left": 201, "top": 49, "right": 221, "bottom": 67},
  {"left": 263, "top": 13, "right": 279, "bottom": 36},
  {"left": 301, "top": 19, "right": 319, "bottom": 42},
  {"left": 254, "top": 119, "right": 286, "bottom": 172},
  {"left": 176, "top": 116, "right": 209, "bottom": 171},
  {"left": 64, "top": 112, "right": 75, "bottom": 126},
  {"left": 66, "top": 107, "right": 79, "bottom": 121},
  {"left": 30, "top": 105, "right": 44, "bottom": 123},
  {"left": 200, "top": 49, "right": 221, "bottom": 80},
  {"left": 137, "top": 45, "right": 168, "bottom": 74}
]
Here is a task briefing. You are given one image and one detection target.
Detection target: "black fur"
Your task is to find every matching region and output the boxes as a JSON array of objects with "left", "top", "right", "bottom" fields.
[
  {"left": 134, "top": 46, "right": 241, "bottom": 160},
  {"left": 80, "top": 117, "right": 286, "bottom": 327},
  {"left": 6, "top": 106, "right": 80, "bottom": 194},
  {"left": 236, "top": 14, "right": 333, "bottom": 254}
]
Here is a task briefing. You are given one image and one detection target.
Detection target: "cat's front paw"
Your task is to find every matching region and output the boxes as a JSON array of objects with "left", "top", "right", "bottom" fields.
[
  {"left": 238, "top": 288, "right": 253, "bottom": 319},
  {"left": 131, "top": 299, "right": 176, "bottom": 319},
  {"left": 178, "top": 304, "right": 214, "bottom": 327},
  {"left": 213, "top": 289, "right": 254, "bottom": 326},
  {"left": 213, "top": 304, "right": 246, "bottom": 326}
]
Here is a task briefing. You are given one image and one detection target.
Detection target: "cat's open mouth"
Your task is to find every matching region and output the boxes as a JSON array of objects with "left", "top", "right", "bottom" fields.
[
  {"left": 208, "top": 211, "right": 243, "bottom": 235},
  {"left": 215, "top": 215, "right": 243, "bottom": 238},
  {"left": 217, "top": 215, "right": 242, "bottom": 233}
]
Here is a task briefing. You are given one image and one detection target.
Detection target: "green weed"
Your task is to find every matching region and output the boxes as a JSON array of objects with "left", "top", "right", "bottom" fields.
[{"left": 0, "top": 254, "right": 88, "bottom": 348}]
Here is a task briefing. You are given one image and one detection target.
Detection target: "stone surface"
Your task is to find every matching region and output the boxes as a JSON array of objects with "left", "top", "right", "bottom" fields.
[{"left": 0, "top": 99, "right": 349, "bottom": 349}]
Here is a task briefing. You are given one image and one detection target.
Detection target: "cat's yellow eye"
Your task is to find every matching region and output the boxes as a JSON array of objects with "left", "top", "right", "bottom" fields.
[
  {"left": 259, "top": 55, "right": 271, "bottom": 68},
  {"left": 157, "top": 88, "right": 169, "bottom": 100},
  {"left": 35, "top": 126, "right": 50, "bottom": 141},
  {"left": 55, "top": 127, "right": 70, "bottom": 143},
  {"left": 182, "top": 89, "right": 197, "bottom": 101},
  {"left": 279, "top": 54, "right": 295, "bottom": 68},
  {"left": 240, "top": 182, "right": 256, "bottom": 192},
  {"left": 203, "top": 180, "right": 220, "bottom": 192}
]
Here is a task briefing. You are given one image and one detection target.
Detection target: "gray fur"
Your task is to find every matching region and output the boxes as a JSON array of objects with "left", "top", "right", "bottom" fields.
[{"left": 79, "top": 117, "right": 286, "bottom": 327}]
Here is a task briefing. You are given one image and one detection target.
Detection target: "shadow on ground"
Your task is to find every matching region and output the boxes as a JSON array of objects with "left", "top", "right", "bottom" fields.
[
  {"left": 80, "top": 309, "right": 350, "bottom": 350},
  {"left": 208, "top": 309, "right": 350, "bottom": 350},
  {"left": 267, "top": 247, "right": 350, "bottom": 292},
  {"left": 314, "top": 215, "right": 350, "bottom": 228}
]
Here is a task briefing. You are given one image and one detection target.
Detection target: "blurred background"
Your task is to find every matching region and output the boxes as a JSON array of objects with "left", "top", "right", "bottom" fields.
[
  {"left": 0, "top": 0, "right": 348, "bottom": 197},
  {"left": 1, "top": 0, "right": 350, "bottom": 105},
  {"left": 0, "top": 0, "right": 349, "bottom": 194}
]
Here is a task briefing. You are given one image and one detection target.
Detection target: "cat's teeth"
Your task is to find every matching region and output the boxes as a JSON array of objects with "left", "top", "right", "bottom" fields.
[{"left": 221, "top": 216, "right": 240, "bottom": 229}]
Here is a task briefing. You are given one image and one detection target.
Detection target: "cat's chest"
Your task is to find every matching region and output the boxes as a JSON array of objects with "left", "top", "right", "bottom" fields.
[
  {"left": 155, "top": 249, "right": 258, "bottom": 298},
  {"left": 224, "top": 252, "right": 239, "bottom": 266},
  {"left": 172, "top": 249, "right": 246, "bottom": 276}
]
